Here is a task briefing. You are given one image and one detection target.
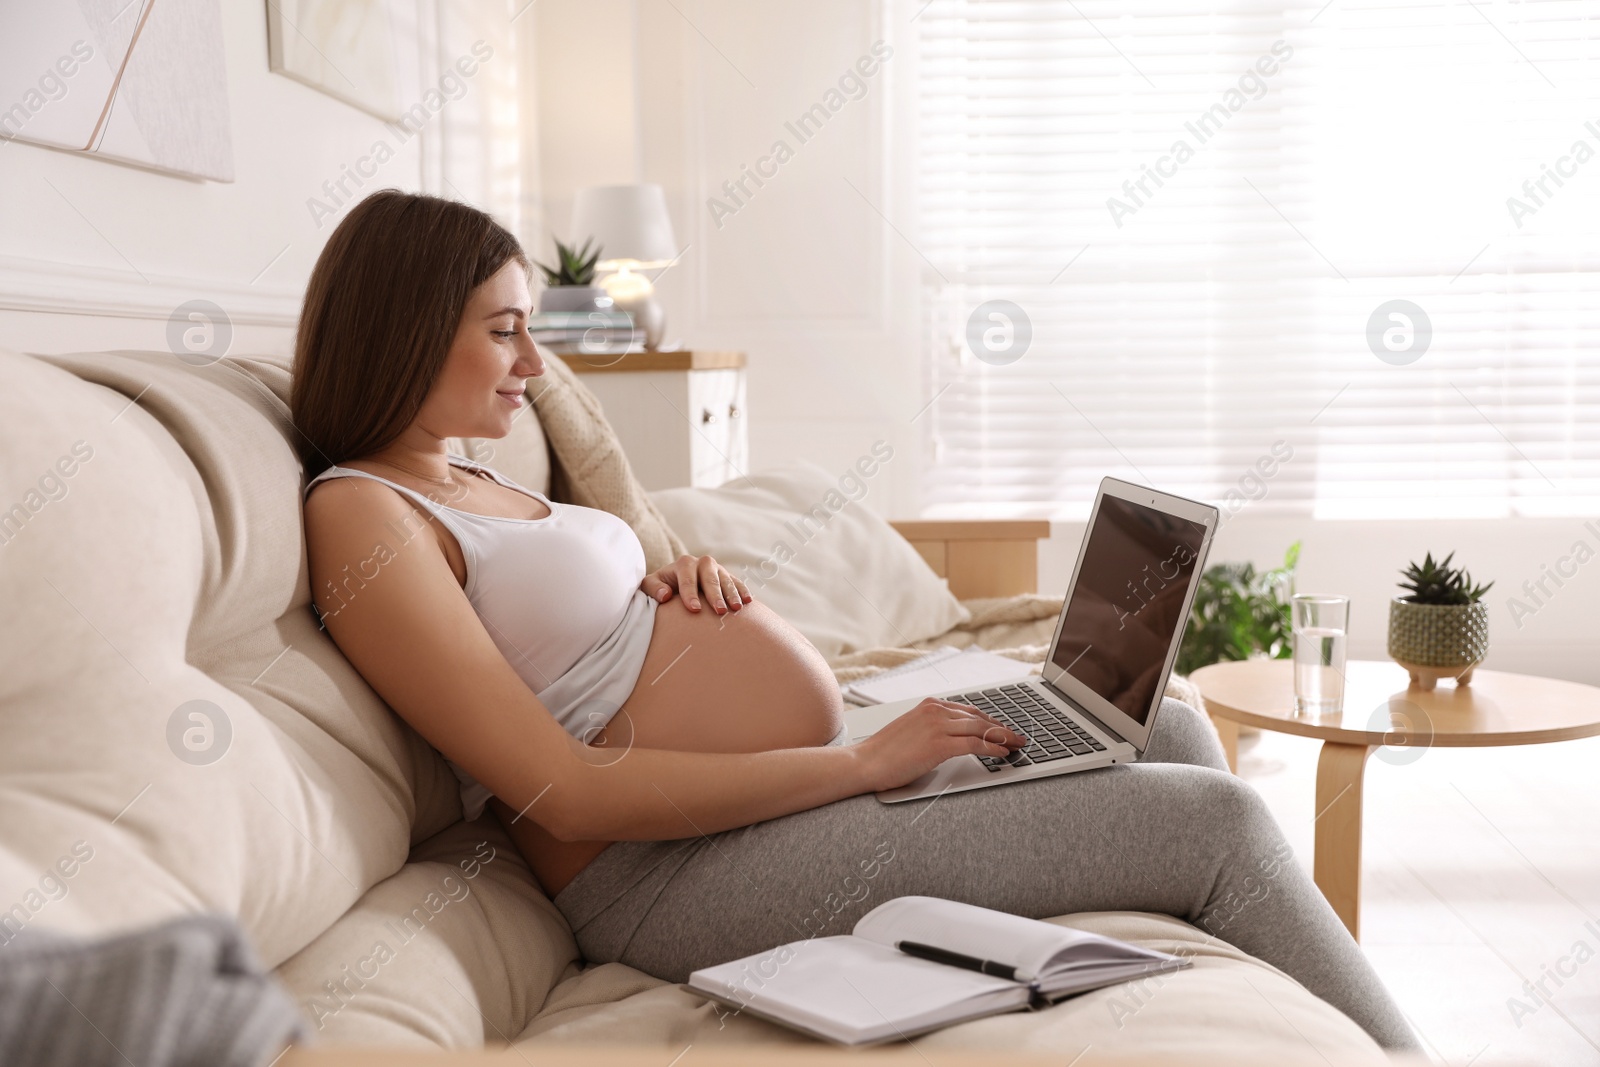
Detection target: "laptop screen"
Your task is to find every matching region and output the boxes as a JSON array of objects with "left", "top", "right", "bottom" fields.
[{"left": 1049, "top": 495, "right": 1209, "bottom": 725}]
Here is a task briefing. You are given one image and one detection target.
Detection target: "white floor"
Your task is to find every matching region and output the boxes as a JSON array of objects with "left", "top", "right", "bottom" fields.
[{"left": 1233, "top": 724, "right": 1600, "bottom": 1066}]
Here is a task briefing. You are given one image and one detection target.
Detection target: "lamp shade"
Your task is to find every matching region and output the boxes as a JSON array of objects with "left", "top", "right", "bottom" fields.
[{"left": 570, "top": 184, "right": 678, "bottom": 269}]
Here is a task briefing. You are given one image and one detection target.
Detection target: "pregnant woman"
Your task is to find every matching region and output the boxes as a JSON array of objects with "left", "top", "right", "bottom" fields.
[{"left": 296, "top": 191, "right": 1419, "bottom": 1053}]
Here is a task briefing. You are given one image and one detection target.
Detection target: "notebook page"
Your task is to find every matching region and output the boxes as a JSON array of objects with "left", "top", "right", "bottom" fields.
[
  {"left": 1036, "top": 957, "right": 1190, "bottom": 1000},
  {"left": 841, "top": 648, "right": 962, "bottom": 707},
  {"left": 687, "top": 935, "right": 1023, "bottom": 1044},
  {"left": 852, "top": 896, "right": 1101, "bottom": 980},
  {"left": 846, "top": 649, "right": 1035, "bottom": 705}
]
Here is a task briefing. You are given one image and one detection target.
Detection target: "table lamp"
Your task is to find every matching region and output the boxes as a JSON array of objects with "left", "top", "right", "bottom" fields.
[{"left": 570, "top": 184, "right": 677, "bottom": 350}]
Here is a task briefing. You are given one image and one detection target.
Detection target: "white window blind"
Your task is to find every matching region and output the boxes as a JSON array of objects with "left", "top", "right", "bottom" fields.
[{"left": 915, "top": 0, "right": 1600, "bottom": 520}]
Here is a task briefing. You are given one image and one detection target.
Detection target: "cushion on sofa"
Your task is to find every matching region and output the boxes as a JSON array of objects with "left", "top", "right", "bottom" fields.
[
  {"left": 0, "top": 348, "right": 575, "bottom": 1024},
  {"left": 273, "top": 816, "right": 579, "bottom": 1045},
  {"left": 650, "top": 460, "right": 971, "bottom": 661}
]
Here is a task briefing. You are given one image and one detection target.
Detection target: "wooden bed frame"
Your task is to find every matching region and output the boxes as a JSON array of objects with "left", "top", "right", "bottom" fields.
[{"left": 888, "top": 519, "right": 1051, "bottom": 599}]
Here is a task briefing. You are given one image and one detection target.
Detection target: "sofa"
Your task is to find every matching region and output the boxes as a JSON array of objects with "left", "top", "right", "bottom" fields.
[{"left": 0, "top": 344, "right": 1413, "bottom": 1064}]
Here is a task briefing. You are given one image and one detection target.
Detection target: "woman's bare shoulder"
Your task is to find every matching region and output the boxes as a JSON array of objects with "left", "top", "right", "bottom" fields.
[
  {"left": 303, "top": 474, "right": 446, "bottom": 590},
  {"left": 303, "top": 471, "right": 423, "bottom": 531}
]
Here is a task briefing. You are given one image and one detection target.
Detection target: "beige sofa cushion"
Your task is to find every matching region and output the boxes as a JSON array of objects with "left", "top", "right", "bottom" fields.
[
  {"left": 273, "top": 817, "right": 578, "bottom": 1045},
  {"left": 512, "top": 912, "right": 1391, "bottom": 1063},
  {"left": 0, "top": 348, "right": 465, "bottom": 965}
]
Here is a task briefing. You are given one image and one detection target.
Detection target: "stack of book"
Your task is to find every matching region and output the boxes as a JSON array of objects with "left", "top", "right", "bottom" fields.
[{"left": 527, "top": 311, "right": 641, "bottom": 357}]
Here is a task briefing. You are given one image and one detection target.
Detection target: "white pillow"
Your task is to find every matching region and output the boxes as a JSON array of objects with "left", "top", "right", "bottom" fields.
[{"left": 649, "top": 460, "right": 970, "bottom": 661}]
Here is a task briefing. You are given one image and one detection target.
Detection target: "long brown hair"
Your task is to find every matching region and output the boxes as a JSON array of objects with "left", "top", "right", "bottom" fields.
[{"left": 290, "top": 189, "right": 529, "bottom": 479}]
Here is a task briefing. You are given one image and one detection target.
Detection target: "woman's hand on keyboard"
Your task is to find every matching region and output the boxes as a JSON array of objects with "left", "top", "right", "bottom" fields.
[
  {"left": 641, "top": 554, "right": 752, "bottom": 615},
  {"left": 850, "top": 698, "right": 1030, "bottom": 793}
]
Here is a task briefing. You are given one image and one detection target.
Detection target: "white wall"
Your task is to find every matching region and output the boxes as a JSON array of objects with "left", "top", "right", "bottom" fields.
[
  {"left": 0, "top": 0, "right": 535, "bottom": 360},
  {"left": 533, "top": 0, "right": 925, "bottom": 513},
  {"left": 530, "top": 0, "right": 642, "bottom": 254}
]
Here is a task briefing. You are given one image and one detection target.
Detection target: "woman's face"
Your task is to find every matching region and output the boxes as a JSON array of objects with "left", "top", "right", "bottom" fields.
[{"left": 418, "top": 259, "right": 545, "bottom": 441}]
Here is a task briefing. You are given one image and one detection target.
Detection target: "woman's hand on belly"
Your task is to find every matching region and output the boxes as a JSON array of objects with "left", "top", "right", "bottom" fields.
[
  {"left": 513, "top": 597, "right": 846, "bottom": 898},
  {"left": 639, "top": 554, "right": 750, "bottom": 615},
  {"left": 594, "top": 596, "right": 844, "bottom": 756}
]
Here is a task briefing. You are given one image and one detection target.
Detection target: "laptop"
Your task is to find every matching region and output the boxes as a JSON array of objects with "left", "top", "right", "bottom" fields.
[{"left": 847, "top": 477, "right": 1218, "bottom": 803}]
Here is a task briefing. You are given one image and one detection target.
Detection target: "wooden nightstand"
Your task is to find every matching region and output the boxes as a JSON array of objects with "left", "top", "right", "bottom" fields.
[{"left": 555, "top": 350, "right": 747, "bottom": 491}]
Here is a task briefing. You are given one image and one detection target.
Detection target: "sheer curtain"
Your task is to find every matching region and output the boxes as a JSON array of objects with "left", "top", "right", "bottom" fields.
[{"left": 914, "top": 0, "right": 1600, "bottom": 520}]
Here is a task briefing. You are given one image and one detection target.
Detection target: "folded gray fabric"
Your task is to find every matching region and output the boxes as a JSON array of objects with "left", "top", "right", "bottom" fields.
[{"left": 0, "top": 912, "right": 308, "bottom": 1067}]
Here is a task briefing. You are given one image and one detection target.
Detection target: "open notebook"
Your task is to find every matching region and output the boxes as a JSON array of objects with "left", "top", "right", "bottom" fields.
[{"left": 685, "top": 896, "right": 1190, "bottom": 1045}]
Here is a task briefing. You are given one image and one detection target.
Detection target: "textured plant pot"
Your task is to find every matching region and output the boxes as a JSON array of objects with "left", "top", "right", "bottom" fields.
[
  {"left": 538, "top": 286, "right": 612, "bottom": 313},
  {"left": 1387, "top": 598, "right": 1489, "bottom": 688}
]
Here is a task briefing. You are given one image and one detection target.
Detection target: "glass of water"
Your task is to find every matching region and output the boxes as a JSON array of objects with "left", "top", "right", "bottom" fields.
[{"left": 1292, "top": 594, "right": 1349, "bottom": 717}]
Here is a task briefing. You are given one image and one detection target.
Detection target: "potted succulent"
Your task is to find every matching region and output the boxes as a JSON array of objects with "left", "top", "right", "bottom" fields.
[
  {"left": 1387, "top": 551, "right": 1493, "bottom": 690},
  {"left": 534, "top": 237, "right": 611, "bottom": 313}
]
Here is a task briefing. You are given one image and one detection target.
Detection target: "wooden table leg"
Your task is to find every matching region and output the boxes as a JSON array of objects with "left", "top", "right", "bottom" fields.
[
  {"left": 1210, "top": 714, "right": 1239, "bottom": 774},
  {"left": 1314, "top": 741, "right": 1375, "bottom": 941}
]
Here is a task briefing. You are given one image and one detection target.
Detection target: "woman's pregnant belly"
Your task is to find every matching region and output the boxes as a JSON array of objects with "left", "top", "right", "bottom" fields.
[{"left": 497, "top": 596, "right": 847, "bottom": 897}]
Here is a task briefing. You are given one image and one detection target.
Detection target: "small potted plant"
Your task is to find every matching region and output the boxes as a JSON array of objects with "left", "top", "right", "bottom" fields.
[
  {"left": 534, "top": 237, "right": 610, "bottom": 313},
  {"left": 1177, "top": 541, "right": 1301, "bottom": 676},
  {"left": 1387, "top": 551, "right": 1493, "bottom": 690},
  {"left": 1176, "top": 542, "right": 1299, "bottom": 746}
]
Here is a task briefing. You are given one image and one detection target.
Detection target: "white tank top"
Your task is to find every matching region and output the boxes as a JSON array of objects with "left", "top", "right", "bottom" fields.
[{"left": 303, "top": 452, "right": 659, "bottom": 819}]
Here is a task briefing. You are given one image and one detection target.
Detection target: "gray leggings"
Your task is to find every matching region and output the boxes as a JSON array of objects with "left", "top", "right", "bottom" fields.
[{"left": 551, "top": 699, "right": 1419, "bottom": 1052}]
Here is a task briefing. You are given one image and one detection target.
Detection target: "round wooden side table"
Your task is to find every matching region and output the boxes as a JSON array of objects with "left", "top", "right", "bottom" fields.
[{"left": 1189, "top": 658, "right": 1600, "bottom": 941}]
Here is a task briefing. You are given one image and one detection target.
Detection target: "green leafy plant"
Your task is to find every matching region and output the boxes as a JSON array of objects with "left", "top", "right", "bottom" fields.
[
  {"left": 534, "top": 237, "right": 603, "bottom": 287},
  {"left": 1397, "top": 551, "right": 1493, "bottom": 605},
  {"left": 1176, "top": 541, "right": 1301, "bottom": 676}
]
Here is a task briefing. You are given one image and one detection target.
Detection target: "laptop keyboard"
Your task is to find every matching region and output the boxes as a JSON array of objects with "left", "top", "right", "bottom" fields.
[{"left": 953, "top": 684, "right": 1108, "bottom": 772}]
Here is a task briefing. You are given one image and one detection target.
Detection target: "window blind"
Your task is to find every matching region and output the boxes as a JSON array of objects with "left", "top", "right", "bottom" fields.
[{"left": 914, "top": 0, "right": 1600, "bottom": 520}]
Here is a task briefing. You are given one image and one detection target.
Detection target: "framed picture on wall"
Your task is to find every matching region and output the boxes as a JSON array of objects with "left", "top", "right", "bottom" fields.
[
  {"left": 0, "top": 0, "right": 234, "bottom": 181},
  {"left": 265, "top": 0, "right": 421, "bottom": 122}
]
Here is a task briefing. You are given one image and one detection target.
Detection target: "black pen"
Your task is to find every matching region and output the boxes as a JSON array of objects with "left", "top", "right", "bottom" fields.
[{"left": 895, "top": 940, "right": 1030, "bottom": 982}]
